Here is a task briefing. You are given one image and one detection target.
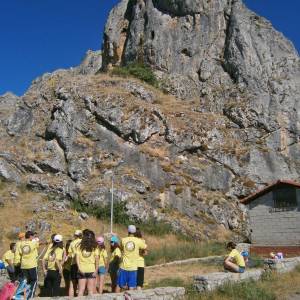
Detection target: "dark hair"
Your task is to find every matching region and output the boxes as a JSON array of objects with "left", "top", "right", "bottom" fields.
[
  {"left": 110, "top": 242, "right": 120, "bottom": 252},
  {"left": 80, "top": 230, "right": 97, "bottom": 252},
  {"left": 98, "top": 243, "right": 106, "bottom": 250},
  {"left": 50, "top": 240, "right": 64, "bottom": 255},
  {"left": 10, "top": 243, "right": 16, "bottom": 250},
  {"left": 51, "top": 234, "right": 57, "bottom": 242},
  {"left": 65, "top": 240, "right": 72, "bottom": 253},
  {"left": 82, "top": 229, "right": 90, "bottom": 236},
  {"left": 226, "top": 242, "right": 237, "bottom": 250},
  {"left": 25, "top": 231, "right": 34, "bottom": 239},
  {"left": 135, "top": 228, "right": 143, "bottom": 239}
]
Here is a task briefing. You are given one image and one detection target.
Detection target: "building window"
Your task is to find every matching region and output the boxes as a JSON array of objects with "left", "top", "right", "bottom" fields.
[{"left": 273, "top": 187, "right": 298, "bottom": 208}]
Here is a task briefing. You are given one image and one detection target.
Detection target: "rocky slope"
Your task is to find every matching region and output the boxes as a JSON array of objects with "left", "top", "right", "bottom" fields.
[{"left": 0, "top": 0, "right": 299, "bottom": 240}]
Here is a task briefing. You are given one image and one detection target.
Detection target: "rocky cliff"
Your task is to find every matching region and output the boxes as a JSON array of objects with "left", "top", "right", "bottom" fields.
[{"left": 0, "top": 0, "right": 299, "bottom": 240}]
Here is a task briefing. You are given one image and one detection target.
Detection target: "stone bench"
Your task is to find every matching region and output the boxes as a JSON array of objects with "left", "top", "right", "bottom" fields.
[
  {"left": 194, "top": 256, "right": 300, "bottom": 293},
  {"left": 36, "top": 287, "right": 185, "bottom": 300},
  {"left": 194, "top": 269, "right": 263, "bottom": 292},
  {"left": 264, "top": 257, "right": 300, "bottom": 273}
]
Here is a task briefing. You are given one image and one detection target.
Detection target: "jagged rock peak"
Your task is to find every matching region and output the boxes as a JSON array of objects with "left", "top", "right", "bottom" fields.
[{"left": 102, "top": 0, "right": 300, "bottom": 138}]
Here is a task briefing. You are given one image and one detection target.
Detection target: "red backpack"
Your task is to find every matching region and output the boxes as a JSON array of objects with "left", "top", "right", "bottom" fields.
[{"left": 0, "top": 282, "right": 17, "bottom": 300}]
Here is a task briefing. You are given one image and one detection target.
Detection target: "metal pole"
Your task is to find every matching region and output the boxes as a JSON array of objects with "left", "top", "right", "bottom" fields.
[{"left": 110, "top": 173, "right": 114, "bottom": 234}]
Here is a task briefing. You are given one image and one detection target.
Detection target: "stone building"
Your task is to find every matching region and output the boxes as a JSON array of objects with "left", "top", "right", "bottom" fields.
[{"left": 241, "top": 180, "right": 300, "bottom": 256}]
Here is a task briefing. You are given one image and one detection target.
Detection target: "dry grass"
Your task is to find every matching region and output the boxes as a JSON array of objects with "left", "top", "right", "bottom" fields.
[
  {"left": 0, "top": 183, "right": 223, "bottom": 257},
  {"left": 146, "top": 262, "right": 219, "bottom": 286},
  {"left": 139, "top": 144, "right": 169, "bottom": 159},
  {"left": 194, "top": 267, "right": 300, "bottom": 300}
]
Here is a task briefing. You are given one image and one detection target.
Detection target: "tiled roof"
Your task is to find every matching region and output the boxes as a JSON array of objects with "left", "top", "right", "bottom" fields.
[{"left": 240, "top": 179, "right": 300, "bottom": 205}]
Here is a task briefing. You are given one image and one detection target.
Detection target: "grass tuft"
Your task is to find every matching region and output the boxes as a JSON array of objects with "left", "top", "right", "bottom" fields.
[
  {"left": 111, "top": 62, "right": 158, "bottom": 87},
  {"left": 145, "top": 242, "right": 225, "bottom": 266}
]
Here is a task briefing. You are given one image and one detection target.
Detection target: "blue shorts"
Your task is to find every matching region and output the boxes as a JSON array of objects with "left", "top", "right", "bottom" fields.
[
  {"left": 238, "top": 267, "right": 245, "bottom": 273},
  {"left": 98, "top": 266, "right": 106, "bottom": 275},
  {"left": 117, "top": 269, "right": 137, "bottom": 288}
]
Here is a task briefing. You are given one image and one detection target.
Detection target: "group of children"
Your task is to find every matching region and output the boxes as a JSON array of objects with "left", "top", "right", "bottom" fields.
[{"left": 1, "top": 225, "right": 147, "bottom": 297}]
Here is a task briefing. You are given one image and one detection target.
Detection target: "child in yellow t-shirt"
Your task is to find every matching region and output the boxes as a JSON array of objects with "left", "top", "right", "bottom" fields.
[
  {"left": 108, "top": 236, "right": 121, "bottom": 292},
  {"left": 76, "top": 230, "right": 99, "bottom": 296},
  {"left": 2, "top": 243, "right": 16, "bottom": 281},
  {"left": 42, "top": 234, "right": 64, "bottom": 297},
  {"left": 135, "top": 228, "right": 147, "bottom": 290},
  {"left": 95, "top": 236, "right": 108, "bottom": 294},
  {"left": 224, "top": 242, "right": 246, "bottom": 273}
]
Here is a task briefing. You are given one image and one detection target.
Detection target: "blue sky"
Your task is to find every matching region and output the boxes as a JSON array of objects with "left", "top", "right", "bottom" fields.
[{"left": 0, "top": 0, "right": 299, "bottom": 96}]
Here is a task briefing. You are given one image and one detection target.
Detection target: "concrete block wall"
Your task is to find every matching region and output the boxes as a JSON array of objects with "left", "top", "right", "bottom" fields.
[{"left": 249, "top": 192, "right": 300, "bottom": 246}]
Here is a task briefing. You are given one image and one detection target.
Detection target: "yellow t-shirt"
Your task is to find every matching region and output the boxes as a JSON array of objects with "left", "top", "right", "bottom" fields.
[
  {"left": 68, "top": 238, "right": 81, "bottom": 265},
  {"left": 120, "top": 236, "right": 147, "bottom": 271},
  {"left": 44, "top": 247, "right": 64, "bottom": 271},
  {"left": 76, "top": 248, "right": 99, "bottom": 273},
  {"left": 14, "top": 241, "right": 21, "bottom": 265},
  {"left": 110, "top": 248, "right": 121, "bottom": 263},
  {"left": 228, "top": 249, "right": 245, "bottom": 267},
  {"left": 137, "top": 238, "right": 146, "bottom": 268},
  {"left": 99, "top": 249, "right": 108, "bottom": 267},
  {"left": 15, "top": 240, "right": 39, "bottom": 269},
  {"left": 2, "top": 250, "right": 14, "bottom": 267},
  {"left": 63, "top": 255, "right": 72, "bottom": 271}
]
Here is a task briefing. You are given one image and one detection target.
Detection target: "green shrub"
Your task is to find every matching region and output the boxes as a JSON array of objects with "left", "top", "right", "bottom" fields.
[
  {"left": 71, "top": 199, "right": 131, "bottom": 226},
  {"left": 111, "top": 62, "right": 158, "bottom": 87},
  {"left": 137, "top": 219, "right": 173, "bottom": 236}
]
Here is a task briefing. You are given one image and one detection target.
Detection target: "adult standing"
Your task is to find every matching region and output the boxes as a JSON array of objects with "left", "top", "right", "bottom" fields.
[
  {"left": 14, "top": 231, "right": 39, "bottom": 297},
  {"left": 68, "top": 230, "right": 82, "bottom": 296},
  {"left": 116, "top": 225, "right": 147, "bottom": 292},
  {"left": 42, "top": 235, "right": 64, "bottom": 297},
  {"left": 76, "top": 230, "right": 99, "bottom": 296}
]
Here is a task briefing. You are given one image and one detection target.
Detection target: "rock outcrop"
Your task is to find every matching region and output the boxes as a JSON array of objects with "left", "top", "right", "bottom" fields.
[{"left": 0, "top": 0, "right": 299, "bottom": 239}]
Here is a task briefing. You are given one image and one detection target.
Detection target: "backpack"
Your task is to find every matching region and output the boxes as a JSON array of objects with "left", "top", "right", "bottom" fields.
[{"left": 0, "top": 282, "right": 17, "bottom": 300}]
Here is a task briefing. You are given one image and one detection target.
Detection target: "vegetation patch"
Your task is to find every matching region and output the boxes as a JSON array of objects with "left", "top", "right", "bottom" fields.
[
  {"left": 111, "top": 62, "right": 159, "bottom": 87},
  {"left": 145, "top": 241, "right": 225, "bottom": 266}
]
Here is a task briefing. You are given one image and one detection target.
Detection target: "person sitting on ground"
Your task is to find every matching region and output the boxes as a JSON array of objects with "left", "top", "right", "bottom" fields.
[
  {"left": 14, "top": 231, "right": 39, "bottom": 297},
  {"left": 2, "top": 243, "right": 16, "bottom": 281},
  {"left": 68, "top": 229, "right": 82, "bottom": 297},
  {"left": 224, "top": 242, "right": 246, "bottom": 273},
  {"left": 76, "top": 229, "right": 99, "bottom": 296},
  {"left": 95, "top": 236, "right": 108, "bottom": 294},
  {"left": 116, "top": 225, "right": 147, "bottom": 292},
  {"left": 135, "top": 228, "right": 147, "bottom": 290},
  {"left": 42, "top": 234, "right": 64, "bottom": 297},
  {"left": 108, "top": 236, "right": 121, "bottom": 293}
]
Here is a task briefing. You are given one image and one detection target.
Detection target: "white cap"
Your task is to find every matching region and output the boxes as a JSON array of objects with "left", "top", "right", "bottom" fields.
[
  {"left": 74, "top": 230, "right": 82, "bottom": 236},
  {"left": 53, "top": 234, "right": 63, "bottom": 242},
  {"left": 128, "top": 225, "right": 136, "bottom": 234}
]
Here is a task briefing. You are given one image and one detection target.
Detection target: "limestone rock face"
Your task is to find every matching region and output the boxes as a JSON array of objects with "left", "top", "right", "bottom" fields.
[
  {"left": 102, "top": 0, "right": 300, "bottom": 134},
  {"left": 0, "top": 0, "right": 299, "bottom": 239}
]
